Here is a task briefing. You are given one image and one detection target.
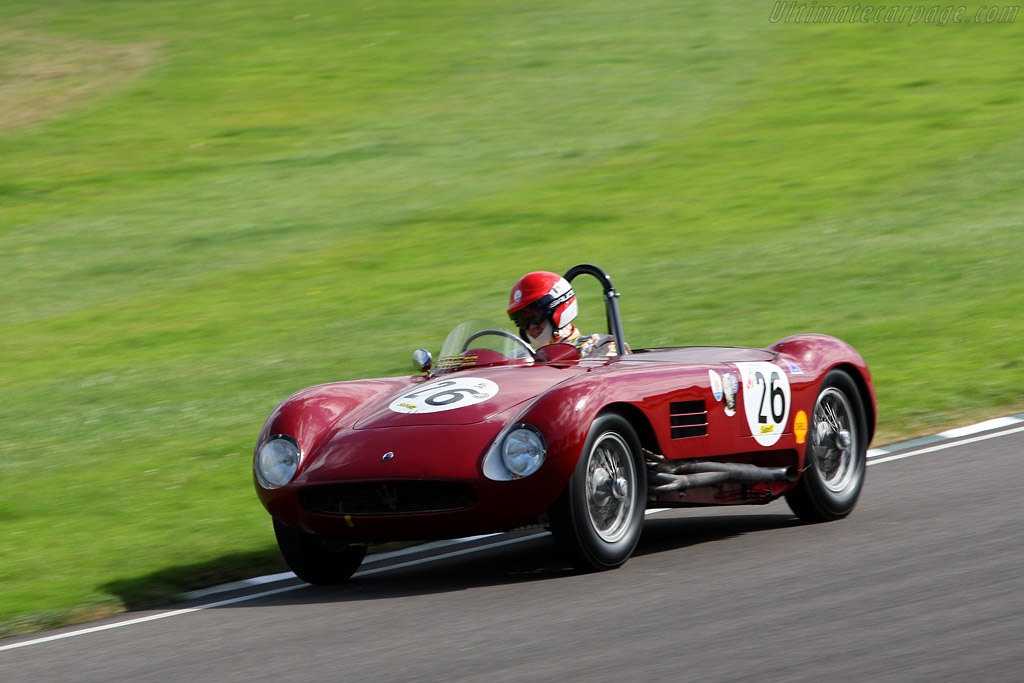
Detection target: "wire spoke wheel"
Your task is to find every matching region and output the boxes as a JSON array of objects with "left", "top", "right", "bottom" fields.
[
  {"left": 585, "top": 433, "right": 637, "bottom": 543},
  {"left": 810, "top": 387, "right": 858, "bottom": 494},
  {"left": 549, "top": 414, "right": 646, "bottom": 572},
  {"left": 785, "top": 370, "right": 868, "bottom": 523}
]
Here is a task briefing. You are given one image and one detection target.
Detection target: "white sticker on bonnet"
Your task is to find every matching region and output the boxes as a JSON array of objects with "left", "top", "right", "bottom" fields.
[{"left": 388, "top": 377, "right": 500, "bottom": 414}]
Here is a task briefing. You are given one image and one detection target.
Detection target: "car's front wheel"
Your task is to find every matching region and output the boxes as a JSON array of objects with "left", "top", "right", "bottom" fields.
[
  {"left": 549, "top": 414, "right": 646, "bottom": 571},
  {"left": 785, "top": 369, "right": 867, "bottom": 522},
  {"left": 273, "top": 518, "right": 366, "bottom": 584}
]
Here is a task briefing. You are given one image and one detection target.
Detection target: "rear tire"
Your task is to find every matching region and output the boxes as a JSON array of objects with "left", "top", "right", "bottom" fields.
[
  {"left": 549, "top": 414, "right": 646, "bottom": 571},
  {"left": 786, "top": 370, "right": 867, "bottom": 522},
  {"left": 273, "top": 519, "right": 366, "bottom": 584}
]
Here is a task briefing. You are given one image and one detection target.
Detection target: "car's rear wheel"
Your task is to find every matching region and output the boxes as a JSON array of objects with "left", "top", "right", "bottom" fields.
[
  {"left": 785, "top": 370, "right": 867, "bottom": 522},
  {"left": 273, "top": 518, "right": 366, "bottom": 584},
  {"left": 549, "top": 414, "right": 646, "bottom": 571}
]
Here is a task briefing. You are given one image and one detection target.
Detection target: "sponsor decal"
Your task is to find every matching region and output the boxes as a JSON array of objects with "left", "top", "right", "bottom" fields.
[
  {"left": 382, "top": 451, "right": 395, "bottom": 461},
  {"left": 389, "top": 377, "right": 500, "bottom": 414},
  {"left": 794, "top": 410, "right": 809, "bottom": 445},
  {"left": 708, "top": 369, "right": 737, "bottom": 416},
  {"left": 723, "top": 372, "right": 738, "bottom": 417},
  {"left": 736, "top": 362, "right": 792, "bottom": 447},
  {"left": 709, "top": 370, "right": 724, "bottom": 401},
  {"left": 549, "top": 287, "right": 575, "bottom": 308},
  {"left": 513, "top": 289, "right": 522, "bottom": 303},
  {"left": 785, "top": 361, "right": 804, "bottom": 375},
  {"left": 435, "top": 355, "right": 466, "bottom": 371}
]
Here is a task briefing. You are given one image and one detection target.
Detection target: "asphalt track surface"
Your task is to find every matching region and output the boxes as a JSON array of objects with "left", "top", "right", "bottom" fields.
[{"left": 3, "top": 423, "right": 1023, "bottom": 682}]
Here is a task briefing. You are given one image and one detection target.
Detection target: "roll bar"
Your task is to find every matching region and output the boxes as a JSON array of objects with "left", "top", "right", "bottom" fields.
[{"left": 562, "top": 264, "right": 626, "bottom": 355}]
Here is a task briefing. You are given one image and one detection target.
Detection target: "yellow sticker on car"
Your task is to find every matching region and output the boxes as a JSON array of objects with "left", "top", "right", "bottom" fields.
[{"left": 794, "top": 410, "right": 809, "bottom": 444}]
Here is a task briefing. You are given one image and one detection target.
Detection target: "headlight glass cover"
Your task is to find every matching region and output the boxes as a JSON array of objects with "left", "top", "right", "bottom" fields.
[
  {"left": 502, "top": 425, "right": 546, "bottom": 478},
  {"left": 255, "top": 435, "right": 302, "bottom": 489}
]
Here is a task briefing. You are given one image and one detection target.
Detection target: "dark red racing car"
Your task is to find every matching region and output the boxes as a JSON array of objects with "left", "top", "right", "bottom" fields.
[{"left": 254, "top": 265, "right": 876, "bottom": 582}]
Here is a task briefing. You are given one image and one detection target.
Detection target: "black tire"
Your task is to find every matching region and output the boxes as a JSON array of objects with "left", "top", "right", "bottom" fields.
[
  {"left": 273, "top": 518, "right": 366, "bottom": 584},
  {"left": 549, "top": 414, "right": 647, "bottom": 571},
  {"left": 785, "top": 370, "right": 867, "bottom": 523}
]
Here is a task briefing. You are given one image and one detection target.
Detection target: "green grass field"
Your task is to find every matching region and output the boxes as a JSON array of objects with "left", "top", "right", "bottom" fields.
[{"left": 2, "top": 0, "right": 1022, "bottom": 634}]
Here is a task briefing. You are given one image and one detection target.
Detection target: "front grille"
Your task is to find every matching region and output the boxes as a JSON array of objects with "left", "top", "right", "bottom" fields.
[
  {"left": 300, "top": 482, "right": 477, "bottom": 516},
  {"left": 670, "top": 400, "right": 708, "bottom": 439}
]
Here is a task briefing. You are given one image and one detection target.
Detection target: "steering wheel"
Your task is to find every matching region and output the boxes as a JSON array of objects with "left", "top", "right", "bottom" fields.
[{"left": 461, "top": 329, "right": 536, "bottom": 358}]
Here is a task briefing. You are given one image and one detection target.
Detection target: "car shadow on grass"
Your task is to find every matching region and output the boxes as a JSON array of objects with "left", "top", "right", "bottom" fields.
[
  {"left": 100, "top": 548, "right": 289, "bottom": 612},
  {"left": 116, "top": 510, "right": 803, "bottom": 611}
]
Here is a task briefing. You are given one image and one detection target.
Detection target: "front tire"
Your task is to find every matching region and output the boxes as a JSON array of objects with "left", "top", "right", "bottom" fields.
[
  {"left": 273, "top": 519, "right": 366, "bottom": 584},
  {"left": 785, "top": 370, "right": 867, "bottom": 522},
  {"left": 549, "top": 414, "right": 646, "bottom": 571}
]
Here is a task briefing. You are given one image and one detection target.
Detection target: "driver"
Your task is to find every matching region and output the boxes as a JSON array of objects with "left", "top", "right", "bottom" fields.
[{"left": 507, "top": 271, "right": 618, "bottom": 358}]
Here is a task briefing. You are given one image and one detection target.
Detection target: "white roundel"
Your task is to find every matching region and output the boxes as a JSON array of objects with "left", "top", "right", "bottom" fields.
[
  {"left": 389, "top": 377, "right": 499, "bottom": 414},
  {"left": 736, "top": 362, "right": 791, "bottom": 447}
]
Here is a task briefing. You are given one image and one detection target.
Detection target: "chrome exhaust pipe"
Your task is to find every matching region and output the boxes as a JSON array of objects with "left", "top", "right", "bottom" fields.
[{"left": 646, "top": 453, "right": 798, "bottom": 495}]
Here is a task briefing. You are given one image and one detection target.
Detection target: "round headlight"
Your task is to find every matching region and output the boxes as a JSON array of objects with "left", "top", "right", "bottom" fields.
[
  {"left": 502, "top": 425, "right": 546, "bottom": 478},
  {"left": 255, "top": 435, "right": 302, "bottom": 489}
]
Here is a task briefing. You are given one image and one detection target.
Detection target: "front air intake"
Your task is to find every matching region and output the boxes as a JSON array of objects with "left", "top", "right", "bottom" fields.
[{"left": 300, "top": 481, "right": 477, "bottom": 516}]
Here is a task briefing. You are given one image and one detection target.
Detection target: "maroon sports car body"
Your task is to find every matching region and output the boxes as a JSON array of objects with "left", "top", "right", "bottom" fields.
[{"left": 254, "top": 265, "right": 876, "bottom": 582}]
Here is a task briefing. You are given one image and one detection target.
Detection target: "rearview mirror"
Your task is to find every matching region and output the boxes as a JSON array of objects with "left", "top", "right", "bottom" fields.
[{"left": 412, "top": 348, "right": 432, "bottom": 373}]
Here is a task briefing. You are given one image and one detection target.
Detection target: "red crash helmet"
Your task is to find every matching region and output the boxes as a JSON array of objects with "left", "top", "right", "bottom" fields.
[{"left": 507, "top": 271, "right": 578, "bottom": 336}]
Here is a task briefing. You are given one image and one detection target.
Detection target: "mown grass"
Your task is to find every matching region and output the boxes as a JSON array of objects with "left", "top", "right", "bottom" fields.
[{"left": 1, "top": 0, "right": 1022, "bottom": 634}]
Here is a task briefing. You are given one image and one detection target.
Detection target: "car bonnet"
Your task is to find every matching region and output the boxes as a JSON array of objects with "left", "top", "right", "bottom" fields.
[{"left": 352, "top": 365, "right": 580, "bottom": 428}]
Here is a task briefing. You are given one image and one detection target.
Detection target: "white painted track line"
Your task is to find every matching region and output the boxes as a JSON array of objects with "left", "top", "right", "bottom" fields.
[
  {"left": 0, "top": 585, "right": 305, "bottom": 653},
  {"left": 938, "top": 416, "right": 1022, "bottom": 439},
  {"left": 181, "top": 533, "right": 504, "bottom": 600},
  {"left": 867, "top": 424, "right": 1024, "bottom": 466}
]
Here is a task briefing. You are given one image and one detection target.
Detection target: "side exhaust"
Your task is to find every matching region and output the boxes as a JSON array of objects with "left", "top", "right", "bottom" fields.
[{"left": 646, "top": 452, "right": 798, "bottom": 496}]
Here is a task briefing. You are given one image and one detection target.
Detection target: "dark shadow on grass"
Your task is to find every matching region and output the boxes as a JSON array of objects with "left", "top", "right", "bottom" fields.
[{"left": 101, "top": 548, "right": 288, "bottom": 611}]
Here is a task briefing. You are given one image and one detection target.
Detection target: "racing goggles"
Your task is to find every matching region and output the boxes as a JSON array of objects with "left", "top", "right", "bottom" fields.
[{"left": 509, "top": 303, "right": 549, "bottom": 331}]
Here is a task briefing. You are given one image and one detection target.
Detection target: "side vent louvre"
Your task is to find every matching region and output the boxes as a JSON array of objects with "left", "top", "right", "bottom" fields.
[{"left": 670, "top": 400, "right": 708, "bottom": 439}]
